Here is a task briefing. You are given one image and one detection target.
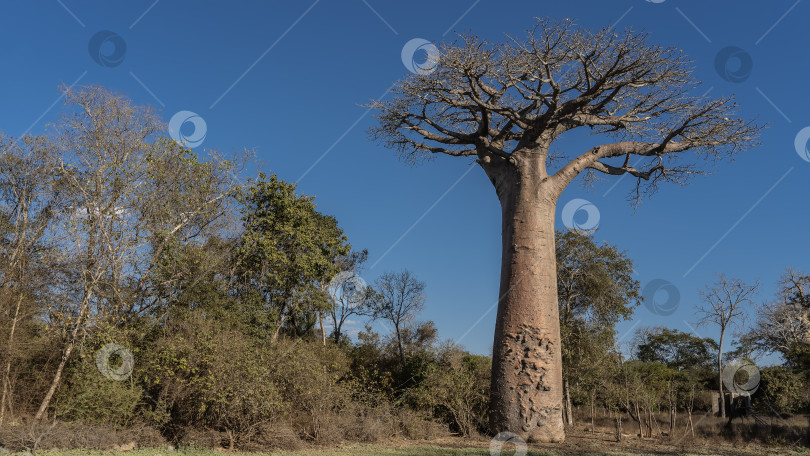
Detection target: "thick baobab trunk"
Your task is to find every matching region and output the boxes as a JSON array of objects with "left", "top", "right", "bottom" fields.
[{"left": 488, "top": 156, "right": 565, "bottom": 443}]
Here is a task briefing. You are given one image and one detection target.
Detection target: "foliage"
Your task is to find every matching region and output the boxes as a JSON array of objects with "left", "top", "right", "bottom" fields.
[
  {"left": 555, "top": 231, "right": 639, "bottom": 416},
  {"left": 635, "top": 327, "right": 718, "bottom": 372},
  {"left": 755, "top": 366, "right": 808, "bottom": 414},
  {"left": 235, "top": 173, "right": 350, "bottom": 341},
  {"left": 54, "top": 355, "right": 144, "bottom": 428},
  {"left": 404, "top": 345, "right": 490, "bottom": 436}
]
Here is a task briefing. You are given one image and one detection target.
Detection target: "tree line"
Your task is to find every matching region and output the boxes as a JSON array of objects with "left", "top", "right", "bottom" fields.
[{"left": 0, "top": 86, "right": 806, "bottom": 451}]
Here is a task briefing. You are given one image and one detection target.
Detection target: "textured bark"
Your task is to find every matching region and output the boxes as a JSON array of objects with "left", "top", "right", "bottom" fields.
[
  {"left": 370, "top": 20, "right": 762, "bottom": 444},
  {"left": 487, "top": 154, "right": 565, "bottom": 443}
]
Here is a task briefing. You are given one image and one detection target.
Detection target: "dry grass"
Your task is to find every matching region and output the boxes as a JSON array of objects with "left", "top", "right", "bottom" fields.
[{"left": 2, "top": 411, "right": 809, "bottom": 456}]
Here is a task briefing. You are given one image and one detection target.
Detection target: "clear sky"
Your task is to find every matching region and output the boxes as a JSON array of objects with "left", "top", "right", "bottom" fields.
[{"left": 1, "top": 1, "right": 807, "bottom": 363}]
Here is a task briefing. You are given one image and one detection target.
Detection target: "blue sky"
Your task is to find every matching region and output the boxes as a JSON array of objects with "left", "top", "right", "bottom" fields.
[{"left": 1, "top": 1, "right": 807, "bottom": 363}]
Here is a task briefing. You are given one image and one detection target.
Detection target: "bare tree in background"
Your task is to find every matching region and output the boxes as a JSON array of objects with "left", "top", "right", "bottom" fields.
[
  {"left": 371, "top": 269, "right": 426, "bottom": 367},
  {"left": 327, "top": 249, "right": 374, "bottom": 344},
  {"left": 696, "top": 274, "right": 759, "bottom": 418},
  {"left": 369, "top": 18, "right": 761, "bottom": 441}
]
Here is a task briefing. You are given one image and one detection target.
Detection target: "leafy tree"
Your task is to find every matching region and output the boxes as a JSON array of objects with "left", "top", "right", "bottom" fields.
[
  {"left": 755, "top": 366, "right": 807, "bottom": 414},
  {"left": 369, "top": 18, "right": 760, "bottom": 441},
  {"left": 35, "top": 86, "right": 238, "bottom": 420},
  {"left": 556, "top": 230, "right": 639, "bottom": 425},
  {"left": 235, "top": 173, "right": 350, "bottom": 342},
  {"left": 635, "top": 327, "right": 718, "bottom": 372}
]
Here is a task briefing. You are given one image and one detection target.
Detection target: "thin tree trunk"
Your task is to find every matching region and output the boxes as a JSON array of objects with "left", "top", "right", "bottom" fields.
[
  {"left": 590, "top": 394, "right": 595, "bottom": 434},
  {"left": 488, "top": 159, "right": 564, "bottom": 443},
  {"left": 395, "top": 326, "right": 405, "bottom": 368},
  {"left": 563, "top": 377, "right": 573, "bottom": 426},
  {"left": 0, "top": 293, "right": 23, "bottom": 425},
  {"left": 318, "top": 312, "right": 326, "bottom": 346},
  {"left": 718, "top": 331, "right": 726, "bottom": 418},
  {"left": 615, "top": 415, "right": 622, "bottom": 442},
  {"left": 271, "top": 314, "right": 284, "bottom": 343},
  {"left": 635, "top": 402, "right": 643, "bottom": 439},
  {"left": 35, "top": 293, "right": 90, "bottom": 421},
  {"left": 670, "top": 405, "right": 676, "bottom": 437}
]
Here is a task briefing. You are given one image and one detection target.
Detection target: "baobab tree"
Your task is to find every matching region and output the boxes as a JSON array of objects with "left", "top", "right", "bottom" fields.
[{"left": 370, "top": 19, "right": 760, "bottom": 442}]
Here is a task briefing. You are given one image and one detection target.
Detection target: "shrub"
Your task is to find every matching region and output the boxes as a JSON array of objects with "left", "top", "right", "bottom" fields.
[
  {"left": 755, "top": 366, "right": 807, "bottom": 414},
  {"left": 53, "top": 347, "right": 144, "bottom": 428},
  {"left": 142, "top": 315, "right": 285, "bottom": 448},
  {"left": 404, "top": 344, "right": 490, "bottom": 436}
]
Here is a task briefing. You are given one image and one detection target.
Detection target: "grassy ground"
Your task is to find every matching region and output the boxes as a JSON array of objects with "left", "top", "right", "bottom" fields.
[
  {"left": 13, "top": 448, "right": 701, "bottom": 456},
  {"left": 14, "top": 415, "right": 810, "bottom": 456},
  {"left": 21, "top": 445, "right": 810, "bottom": 456}
]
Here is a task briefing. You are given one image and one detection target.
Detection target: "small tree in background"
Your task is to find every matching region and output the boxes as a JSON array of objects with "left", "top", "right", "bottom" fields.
[
  {"left": 555, "top": 230, "right": 639, "bottom": 425},
  {"left": 328, "top": 249, "right": 374, "bottom": 344},
  {"left": 635, "top": 327, "right": 718, "bottom": 372},
  {"left": 371, "top": 269, "right": 426, "bottom": 368},
  {"left": 696, "top": 274, "right": 759, "bottom": 418}
]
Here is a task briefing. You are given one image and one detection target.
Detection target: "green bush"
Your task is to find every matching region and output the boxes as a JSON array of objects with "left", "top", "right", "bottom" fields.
[
  {"left": 54, "top": 355, "right": 144, "bottom": 428},
  {"left": 403, "top": 345, "right": 490, "bottom": 436},
  {"left": 142, "top": 315, "right": 285, "bottom": 447},
  {"left": 755, "top": 366, "right": 807, "bottom": 414}
]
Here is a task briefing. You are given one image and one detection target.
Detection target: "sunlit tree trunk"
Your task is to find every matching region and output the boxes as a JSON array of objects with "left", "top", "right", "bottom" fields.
[
  {"left": 0, "top": 293, "right": 23, "bottom": 425},
  {"left": 564, "top": 378, "right": 573, "bottom": 426},
  {"left": 488, "top": 154, "right": 565, "bottom": 443}
]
